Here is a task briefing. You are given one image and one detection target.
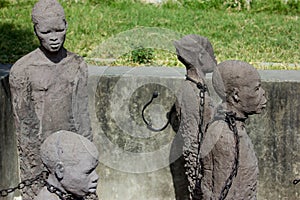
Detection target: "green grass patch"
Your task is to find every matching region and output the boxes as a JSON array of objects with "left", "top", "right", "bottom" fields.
[{"left": 0, "top": 0, "right": 299, "bottom": 70}]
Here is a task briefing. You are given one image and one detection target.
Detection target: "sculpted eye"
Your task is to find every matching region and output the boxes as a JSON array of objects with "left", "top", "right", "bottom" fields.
[
  {"left": 56, "top": 29, "right": 64, "bottom": 32},
  {"left": 85, "top": 167, "right": 96, "bottom": 175},
  {"left": 41, "top": 30, "right": 51, "bottom": 34},
  {"left": 255, "top": 84, "right": 261, "bottom": 91}
]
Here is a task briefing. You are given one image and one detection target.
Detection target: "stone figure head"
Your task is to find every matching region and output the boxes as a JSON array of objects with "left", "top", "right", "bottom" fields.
[
  {"left": 32, "top": 0, "right": 67, "bottom": 53},
  {"left": 212, "top": 60, "right": 267, "bottom": 116},
  {"left": 40, "top": 130, "right": 99, "bottom": 197},
  {"left": 174, "top": 34, "right": 217, "bottom": 75}
]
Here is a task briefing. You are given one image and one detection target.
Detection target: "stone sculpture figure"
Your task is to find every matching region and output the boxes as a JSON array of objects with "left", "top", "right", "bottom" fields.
[
  {"left": 200, "top": 60, "right": 267, "bottom": 199},
  {"left": 169, "top": 34, "right": 217, "bottom": 200},
  {"left": 35, "top": 130, "right": 99, "bottom": 200},
  {"left": 9, "top": 0, "right": 92, "bottom": 198}
]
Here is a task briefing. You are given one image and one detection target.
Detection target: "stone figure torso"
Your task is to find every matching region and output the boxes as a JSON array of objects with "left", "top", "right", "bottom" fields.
[
  {"left": 201, "top": 119, "right": 258, "bottom": 200},
  {"left": 171, "top": 78, "right": 214, "bottom": 199},
  {"left": 9, "top": 48, "right": 92, "bottom": 199}
]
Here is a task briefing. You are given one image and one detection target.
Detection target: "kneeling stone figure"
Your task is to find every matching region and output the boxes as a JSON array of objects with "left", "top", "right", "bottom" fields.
[{"left": 35, "top": 130, "right": 99, "bottom": 200}]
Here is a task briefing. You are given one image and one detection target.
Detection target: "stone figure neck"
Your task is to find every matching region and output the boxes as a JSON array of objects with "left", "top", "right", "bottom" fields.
[
  {"left": 39, "top": 46, "right": 67, "bottom": 63},
  {"left": 186, "top": 67, "right": 205, "bottom": 83},
  {"left": 46, "top": 174, "right": 67, "bottom": 194},
  {"left": 220, "top": 102, "right": 248, "bottom": 121},
  {"left": 46, "top": 175, "right": 84, "bottom": 200}
]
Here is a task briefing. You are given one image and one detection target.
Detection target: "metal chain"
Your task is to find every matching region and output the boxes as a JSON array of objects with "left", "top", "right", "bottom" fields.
[
  {"left": 45, "top": 182, "right": 75, "bottom": 200},
  {"left": 293, "top": 179, "right": 300, "bottom": 185},
  {"left": 0, "top": 171, "right": 94, "bottom": 200},
  {"left": 218, "top": 112, "right": 240, "bottom": 200},
  {"left": 185, "top": 75, "right": 207, "bottom": 200},
  {"left": 0, "top": 171, "right": 49, "bottom": 197}
]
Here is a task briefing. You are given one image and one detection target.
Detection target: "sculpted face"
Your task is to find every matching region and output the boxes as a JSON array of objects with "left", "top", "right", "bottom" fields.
[
  {"left": 237, "top": 72, "right": 267, "bottom": 115},
  {"left": 35, "top": 18, "right": 67, "bottom": 53},
  {"left": 60, "top": 153, "right": 99, "bottom": 197},
  {"left": 212, "top": 60, "right": 267, "bottom": 117}
]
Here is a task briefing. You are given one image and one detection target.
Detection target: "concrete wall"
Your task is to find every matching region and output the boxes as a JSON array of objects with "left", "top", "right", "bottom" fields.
[
  {"left": 89, "top": 66, "right": 300, "bottom": 200},
  {"left": 0, "top": 74, "right": 20, "bottom": 200},
  {"left": 0, "top": 66, "right": 299, "bottom": 200}
]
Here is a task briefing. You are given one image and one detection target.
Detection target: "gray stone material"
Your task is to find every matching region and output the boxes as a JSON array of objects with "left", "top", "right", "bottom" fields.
[
  {"left": 0, "top": 73, "right": 20, "bottom": 200},
  {"left": 200, "top": 61, "right": 267, "bottom": 199},
  {"left": 35, "top": 130, "right": 99, "bottom": 200},
  {"left": 8, "top": 0, "right": 92, "bottom": 199},
  {"left": 0, "top": 66, "right": 299, "bottom": 199}
]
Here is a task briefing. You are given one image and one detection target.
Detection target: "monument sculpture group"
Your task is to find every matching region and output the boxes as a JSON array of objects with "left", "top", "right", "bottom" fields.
[
  {"left": 9, "top": 0, "right": 94, "bottom": 199},
  {"left": 2, "top": 0, "right": 269, "bottom": 199}
]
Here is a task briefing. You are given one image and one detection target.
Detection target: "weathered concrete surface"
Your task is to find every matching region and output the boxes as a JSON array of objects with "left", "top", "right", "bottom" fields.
[
  {"left": 0, "top": 66, "right": 299, "bottom": 200},
  {"left": 88, "top": 67, "right": 300, "bottom": 200},
  {"left": 0, "top": 67, "right": 20, "bottom": 200}
]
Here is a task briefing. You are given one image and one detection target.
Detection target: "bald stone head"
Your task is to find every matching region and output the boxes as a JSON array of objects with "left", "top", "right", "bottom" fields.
[
  {"left": 41, "top": 130, "right": 98, "bottom": 171},
  {"left": 40, "top": 130, "right": 99, "bottom": 196},
  {"left": 32, "top": 0, "right": 65, "bottom": 26},
  {"left": 32, "top": 0, "right": 68, "bottom": 53},
  {"left": 174, "top": 34, "right": 217, "bottom": 74},
  {"left": 212, "top": 60, "right": 267, "bottom": 116}
]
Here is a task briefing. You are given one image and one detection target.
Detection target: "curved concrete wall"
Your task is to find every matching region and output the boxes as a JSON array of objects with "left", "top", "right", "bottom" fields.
[{"left": 0, "top": 66, "right": 299, "bottom": 200}]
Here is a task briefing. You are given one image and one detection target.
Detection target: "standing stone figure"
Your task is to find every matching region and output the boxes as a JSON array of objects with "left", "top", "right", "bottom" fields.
[
  {"left": 200, "top": 60, "right": 267, "bottom": 199},
  {"left": 170, "top": 35, "right": 217, "bottom": 200},
  {"left": 35, "top": 130, "right": 99, "bottom": 200},
  {"left": 9, "top": 0, "right": 92, "bottom": 199}
]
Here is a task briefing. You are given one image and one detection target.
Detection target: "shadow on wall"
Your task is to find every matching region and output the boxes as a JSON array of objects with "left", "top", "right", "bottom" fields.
[{"left": 0, "top": 23, "right": 38, "bottom": 64}]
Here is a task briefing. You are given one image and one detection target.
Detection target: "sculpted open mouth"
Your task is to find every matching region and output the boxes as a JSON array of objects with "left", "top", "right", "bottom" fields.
[
  {"left": 50, "top": 43, "right": 60, "bottom": 49},
  {"left": 88, "top": 186, "right": 97, "bottom": 193},
  {"left": 261, "top": 103, "right": 267, "bottom": 109}
]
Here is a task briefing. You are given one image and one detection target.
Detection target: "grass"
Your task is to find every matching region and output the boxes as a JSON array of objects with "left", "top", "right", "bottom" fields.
[{"left": 0, "top": 0, "right": 299, "bottom": 69}]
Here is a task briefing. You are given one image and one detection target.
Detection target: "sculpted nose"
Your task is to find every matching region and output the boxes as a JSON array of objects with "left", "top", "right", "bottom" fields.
[
  {"left": 92, "top": 171, "right": 99, "bottom": 183},
  {"left": 49, "top": 33, "right": 58, "bottom": 41}
]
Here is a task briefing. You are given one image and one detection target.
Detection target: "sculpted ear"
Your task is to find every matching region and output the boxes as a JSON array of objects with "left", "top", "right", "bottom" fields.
[
  {"left": 33, "top": 25, "right": 37, "bottom": 36},
  {"left": 64, "top": 20, "right": 68, "bottom": 30},
  {"left": 232, "top": 87, "right": 240, "bottom": 103},
  {"left": 55, "top": 162, "right": 64, "bottom": 180}
]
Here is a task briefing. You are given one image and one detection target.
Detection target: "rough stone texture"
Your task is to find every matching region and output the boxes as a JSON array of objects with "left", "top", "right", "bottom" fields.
[
  {"left": 88, "top": 67, "right": 299, "bottom": 200},
  {"left": 170, "top": 35, "right": 217, "bottom": 200},
  {"left": 8, "top": 0, "right": 93, "bottom": 199},
  {"left": 35, "top": 130, "right": 99, "bottom": 200},
  {"left": 200, "top": 61, "right": 267, "bottom": 199},
  {"left": 9, "top": 49, "right": 92, "bottom": 200},
  {"left": 247, "top": 81, "right": 300, "bottom": 200},
  {"left": 1, "top": 66, "right": 299, "bottom": 199},
  {"left": 88, "top": 66, "right": 185, "bottom": 200},
  {"left": 0, "top": 73, "right": 20, "bottom": 200}
]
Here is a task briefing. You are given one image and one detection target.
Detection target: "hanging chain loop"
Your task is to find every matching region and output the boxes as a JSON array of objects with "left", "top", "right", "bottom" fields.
[
  {"left": 218, "top": 111, "right": 240, "bottom": 200},
  {"left": 0, "top": 171, "right": 94, "bottom": 199},
  {"left": 185, "top": 75, "right": 208, "bottom": 200},
  {"left": 142, "top": 91, "right": 170, "bottom": 132},
  {"left": 0, "top": 171, "right": 49, "bottom": 197}
]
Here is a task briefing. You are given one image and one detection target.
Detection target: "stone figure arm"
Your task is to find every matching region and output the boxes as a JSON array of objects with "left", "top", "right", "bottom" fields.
[
  {"left": 72, "top": 60, "right": 92, "bottom": 141},
  {"left": 9, "top": 64, "right": 39, "bottom": 139}
]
